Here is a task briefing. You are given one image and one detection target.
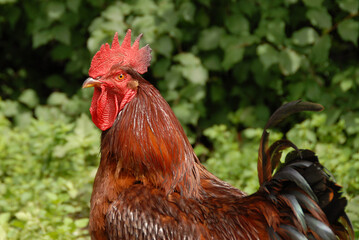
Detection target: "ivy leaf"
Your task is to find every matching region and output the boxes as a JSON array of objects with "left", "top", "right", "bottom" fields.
[
  {"left": 302, "top": 0, "right": 324, "bottom": 7},
  {"left": 292, "top": 27, "right": 319, "bottom": 46},
  {"left": 2, "top": 100, "right": 20, "bottom": 117},
  {"left": 52, "top": 25, "right": 71, "bottom": 45},
  {"left": 225, "top": 14, "right": 250, "bottom": 35},
  {"left": 338, "top": 19, "right": 359, "bottom": 46},
  {"left": 32, "top": 30, "right": 52, "bottom": 48},
  {"left": 75, "top": 114, "right": 94, "bottom": 138},
  {"left": 15, "top": 112, "right": 33, "bottom": 128},
  {"left": 47, "top": 92, "right": 69, "bottom": 106},
  {"left": 306, "top": 8, "right": 332, "bottom": 29},
  {"left": 203, "top": 54, "right": 222, "bottom": 71},
  {"left": 182, "top": 65, "right": 208, "bottom": 85},
  {"left": 75, "top": 218, "right": 89, "bottom": 228},
  {"left": 310, "top": 35, "right": 331, "bottom": 64},
  {"left": 172, "top": 102, "right": 199, "bottom": 125},
  {"left": 66, "top": 0, "right": 81, "bottom": 13},
  {"left": 174, "top": 53, "right": 200, "bottom": 66},
  {"left": 152, "top": 58, "right": 171, "bottom": 78},
  {"left": 46, "top": 1, "right": 65, "bottom": 20},
  {"left": 179, "top": 2, "right": 195, "bottom": 22},
  {"left": 174, "top": 53, "right": 208, "bottom": 85},
  {"left": 279, "top": 49, "right": 302, "bottom": 76},
  {"left": 45, "top": 75, "right": 66, "bottom": 89},
  {"left": 198, "top": 27, "right": 225, "bottom": 51},
  {"left": 152, "top": 35, "right": 173, "bottom": 58},
  {"left": 222, "top": 45, "right": 245, "bottom": 70},
  {"left": 256, "top": 44, "right": 279, "bottom": 69},
  {"left": 337, "top": 0, "right": 359, "bottom": 14},
  {"left": 340, "top": 79, "right": 353, "bottom": 92},
  {"left": 266, "top": 20, "right": 285, "bottom": 44},
  {"left": 19, "top": 89, "right": 39, "bottom": 109},
  {"left": 0, "top": 0, "right": 17, "bottom": 3},
  {"left": 219, "top": 35, "right": 246, "bottom": 70}
]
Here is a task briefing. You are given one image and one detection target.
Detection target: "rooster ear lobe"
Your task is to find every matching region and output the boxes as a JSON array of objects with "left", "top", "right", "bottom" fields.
[{"left": 127, "top": 80, "right": 139, "bottom": 90}]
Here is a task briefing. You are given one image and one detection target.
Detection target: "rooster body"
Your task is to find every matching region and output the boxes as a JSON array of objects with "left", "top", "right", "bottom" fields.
[{"left": 84, "top": 30, "right": 353, "bottom": 240}]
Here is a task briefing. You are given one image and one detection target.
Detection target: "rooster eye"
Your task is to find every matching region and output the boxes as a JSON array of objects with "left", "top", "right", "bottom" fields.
[{"left": 118, "top": 74, "right": 125, "bottom": 80}]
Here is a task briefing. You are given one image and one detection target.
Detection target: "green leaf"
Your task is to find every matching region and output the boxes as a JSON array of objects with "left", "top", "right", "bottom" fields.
[
  {"left": 0, "top": 0, "right": 17, "bottom": 3},
  {"left": 197, "top": 0, "right": 210, "bottom": 7},
  {"left": 198, "top": 27, "right": 225, "bottom": 51},
  {"left": 338, "top": 19, "right": 359, "bottom": 46},
  {"left": 47, "top": 92, "right": 69, "bottom": 106},
  {"left": 152, "top": 58, "right": 171, "bottom": 78},
  {"left": 292, "top": 27, "right": 319, "bottom": 46},
  {"left": 266, "top": 20, "right": 285, "bottom": 44},
  {"left": 180, "top": 85, "right": 205, "bottom": 102},
  {"left": 34, "top": 106, "right": 67, "bottom": 122},
  {"left": 306, "top": 8, "right": 332, "bottom": 29},
  {"left": 182, "top": 65, "right": 208, "bottom": 85},
  {"left": 203, "top": 54, "right": 222, "bottom": 71},
  {"left": 15, "top": 111, "right": 33, "bottom": 127},
  {"left": 172, "top": 102, "right": 199, "bottom": 125},
  {"left": 222, "top": 46, "right": 244, "bottom": 70},
  {"left": 337, "top": 0, "right": 359, "bottom": 14},
  {"left": 15, "top": 211, "right": 32, "bottom": 221},
  {"left": 0, "top": 213, "right": 10, "bottom": 225},
  {"left": 279, "top": 49, "right": 302, "bottom": 75},
  {"left": 50, "top": 44, "right": 72, "bottom": 61},
  {"left": 196, "top": 8, "right": 210, "bottom": 27},
  {"left": 74, "top": 218, "right": 89, "bottom": 228},
  {"left": 46, "top": 1, "right": 65, "bottom": 20},
  {"left": 256, "top": 44, "right": 279, "bottom": 69},
  {"left": 52, "top": 25, "right": 71, "bottom": 45},
  {"left": 45, "top": 75, "right": 66, "bottom": 89},
  {"left": 285, "top": 0, "right": 298, "bottom": 4},
  {"left": 2, "top": 100, "right": 20, "bottom": 117},
  {"left": 173, "top": 53, "right": 208, "bottom": 85},
  {"left": 310, "top": 35, "right": 331, "bottom": 64},
  {"left": 75, "top": 114, "right": 94, "bottom": 138},
  {"left": 66, "top": 0, "right": 81, "bottom": 13},
  {"left": 32, "top": 30, "right": 52, "bottom": 48},
  {"left": 194, "top": 144, "right": 209, "bottom": 156},
  {"left": 19, "top": 89, "right": 39, "bottom": 109},
  {"left": 302, "top": 0, "right": 324, "bottom": 7},
  {"left": 340, "top": 79, "right": 353, "bottom": 92},
  {"left": 219, "top": 35, "right": 246, "bottom": 70},
  {"left": 174, "top": 53, "right": 200, "bottom": 66},
  {"left": 152, "top": 36, "right": 173, "bottom": 58},
  {"left": 225, "top": 14, "right": 249, "bottom": 35},
  {"left": 179, "top": 2, "right": 195, "bottom": 22}
]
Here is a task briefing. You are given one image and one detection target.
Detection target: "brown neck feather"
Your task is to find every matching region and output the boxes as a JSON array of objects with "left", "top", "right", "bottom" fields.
[{"left": 100, "top": 77, "right": 201, "bottom": 199}]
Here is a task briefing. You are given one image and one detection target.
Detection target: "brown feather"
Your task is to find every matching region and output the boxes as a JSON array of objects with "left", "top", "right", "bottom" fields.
[{"left": 88, "top": 74, "right": 353, "bottom": 239}]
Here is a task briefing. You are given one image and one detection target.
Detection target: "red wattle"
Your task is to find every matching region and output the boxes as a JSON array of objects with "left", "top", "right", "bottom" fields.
[{"left": 90, "top": 87, "right": 119, "bottom": 131}]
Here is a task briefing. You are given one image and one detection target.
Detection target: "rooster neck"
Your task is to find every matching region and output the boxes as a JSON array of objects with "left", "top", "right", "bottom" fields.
[{"left": 100, "top": 78, "right": 201, "bottom": 199}]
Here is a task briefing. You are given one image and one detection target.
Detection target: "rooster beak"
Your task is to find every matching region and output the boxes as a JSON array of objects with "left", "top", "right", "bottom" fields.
[{"left": 82, "top": 78, "right": 102, "bottom": 88}]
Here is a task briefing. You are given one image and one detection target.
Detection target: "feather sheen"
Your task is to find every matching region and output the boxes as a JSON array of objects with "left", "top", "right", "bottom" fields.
[{"left": 86, "top": 32, "right": 353, "bottom": 239}]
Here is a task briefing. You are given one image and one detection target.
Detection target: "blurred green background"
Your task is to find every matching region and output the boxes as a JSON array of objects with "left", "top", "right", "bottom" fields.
[{"left": 0, "top": 0, "right": 358, "bottom": 239}]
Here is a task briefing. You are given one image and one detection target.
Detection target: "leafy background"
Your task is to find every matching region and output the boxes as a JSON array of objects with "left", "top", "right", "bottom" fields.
[{"left": 1, "top": 0, "right": 358, "bottom": 239}]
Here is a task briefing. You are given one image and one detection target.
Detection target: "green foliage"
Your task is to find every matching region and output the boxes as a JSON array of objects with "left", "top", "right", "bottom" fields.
[
  {"left": 201, "top": 125, "right": 283, "bottom": 193},
  {"left": 1, "top": 0, "right": 359, "bottom": 238},
  {"left": 0, "top": 94, "right": 100, "bottom": 240}
]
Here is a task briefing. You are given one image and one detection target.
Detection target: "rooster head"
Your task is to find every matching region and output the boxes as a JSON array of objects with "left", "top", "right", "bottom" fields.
[{"left": 83, "top": 29, "right": 152, "bottom": 131}]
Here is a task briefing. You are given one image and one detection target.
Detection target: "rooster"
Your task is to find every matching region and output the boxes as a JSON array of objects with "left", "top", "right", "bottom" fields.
[{"left": 82, "top": 30, "right": 354, "bottom": 240}]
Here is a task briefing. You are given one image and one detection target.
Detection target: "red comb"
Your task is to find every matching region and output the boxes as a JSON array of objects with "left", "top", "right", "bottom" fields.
[{"left": 89, "top": 29, "right": 152, "bottom": 78}]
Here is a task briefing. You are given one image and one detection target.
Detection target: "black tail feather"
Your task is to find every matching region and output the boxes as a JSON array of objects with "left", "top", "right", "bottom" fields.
[
  {"left": 258, "top": 100, "right": 353, "bottom": 239},
  {"left": 258, "top": 100, "right": 324, "bottom": 185},
  {"left": 263, "top": 149, "right": 353, "bottom": 239}
]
